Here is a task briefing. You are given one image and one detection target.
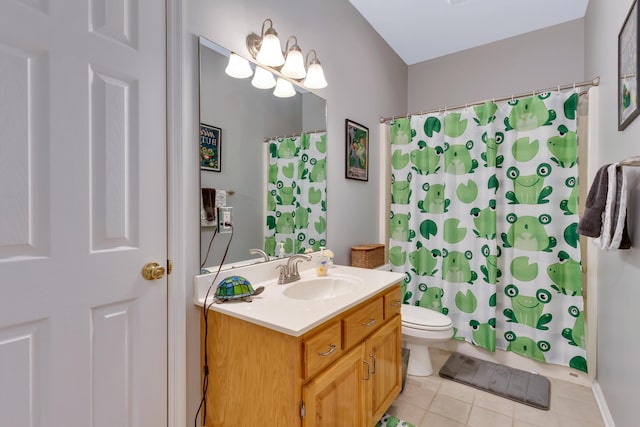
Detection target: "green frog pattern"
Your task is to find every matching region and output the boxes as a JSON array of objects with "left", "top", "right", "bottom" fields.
[
  {"left": 505, "top": 164, "right": 553, "bottom": 205},
  {"left": 410, "top": 141, "right": 442, "bottom": 175},
  {"left": 266, "top": 132, "right": 326, "bottom": 258},
  {"left": 277, "top": 181, "right": 296, "bottom": 206},
  {"left": 503, "top": 284, "right": 553, "bottom": 330},
  {"left": 390, "top": 118, "right": 414, "bottom": 145},
  {"left": 277, "top": 138, "right": 298, "bottom": 158},
  {"left": 480, "top": 131, "right": 504, "bottom": 167},
  {"left": 470, "top": 318, "right": 496, "bottom": 351},
  {"left": 441, "top": 249, "right": 477, "bottom": 285},
  {"left": 409, "top": 242, "right": 440, "bottom": 276},
  {"left": 390, "top": 212, "right": 415, "bottom": 242},
  {"left": 443, "top": 141, "right": 479, "bottom": 175},
  {"left": 547, "top": 250, "right": 583, "bottom": 296},
  {"left": 471, "top": 200, "right": 497, "bottom": 239},
  {"left": 562, "top": 305, "right": 585, "bottom": 349},
  {"left": 560, "top": 177, "right": 579, "bottom": 215},
  {"left": 504, "top": 94, "right": 556, "bottom": 131},
  {"left": 501, "top": 213, "right": 557, "bottom": 252},
  {"left": 418, "top": 183, "right": 449, "bottom": 213},
  {"left": 391, "top": 173, "right": 412, "bottom": 205},
  {"left": 418, "top": 284, "right": 445, "bottom": 312},
  {"left": 547, "top": 125, "right": 578, "bottom": 168},
  {"left": 480, "top": 244, "right": 501, "bottom": 284},
  {"left": 473, "top": 102, "right": 498, "bottom": 126},
  {"left": 275, "top": 212, "right": 295, "bottom": 234},
  {"left": 388, "top": 91, "right": 585, "bottom": 370},
  {"left": 505, "top": 331, "right": 550, "bottom": 363}
]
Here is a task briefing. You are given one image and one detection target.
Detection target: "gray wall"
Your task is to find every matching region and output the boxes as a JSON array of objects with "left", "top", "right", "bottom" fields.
[
  {"left": 585, "top": 1, "right": 640, "bottom": 426},
  {"left": 184, "top": 0, "right": 408, "bottom": 423},
  {"left": 408, "top": 19, "right": 585, "bottom": 112}
]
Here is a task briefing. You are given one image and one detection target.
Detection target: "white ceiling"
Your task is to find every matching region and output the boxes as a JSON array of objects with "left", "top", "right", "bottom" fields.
[{"left": 349, "top": 0, "right": 589, "bottom": 65}]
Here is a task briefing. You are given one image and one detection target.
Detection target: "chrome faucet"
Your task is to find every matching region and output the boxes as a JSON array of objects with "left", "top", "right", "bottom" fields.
[
  {"left": 276, "top": 254, "right": 312, "bottom": 284},
  {"left": 249, "top": 248, "right": 269, "bottom": 262}
]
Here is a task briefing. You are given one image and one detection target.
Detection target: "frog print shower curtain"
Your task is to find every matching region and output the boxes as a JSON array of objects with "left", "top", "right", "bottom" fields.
[
  {"left": 389, "top": 90, "right": 587, "bottom": 372},
  {"left": 264, "top": 132, "right": 327, "bottom": 257}
]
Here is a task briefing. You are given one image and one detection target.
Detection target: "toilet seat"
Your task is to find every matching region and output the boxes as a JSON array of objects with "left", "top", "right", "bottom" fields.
[{"left": 401, "top": 305, "right": 452, "bottom": 331}]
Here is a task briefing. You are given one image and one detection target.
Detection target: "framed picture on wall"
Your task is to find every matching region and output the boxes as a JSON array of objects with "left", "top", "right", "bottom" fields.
[
  {"left": 345, "top": 119, "right": 369, "bottom": 181},
  {"left": 200, "top": 123, "right": 221, "bottom": 171},
  {"left": 619, "top": 0, "right": 640, "bottom": 130}
]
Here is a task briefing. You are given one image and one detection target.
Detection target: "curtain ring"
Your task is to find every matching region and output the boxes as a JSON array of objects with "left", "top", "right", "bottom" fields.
[{"left": 557, "top": 85, "right": 560, "bottom": 94}]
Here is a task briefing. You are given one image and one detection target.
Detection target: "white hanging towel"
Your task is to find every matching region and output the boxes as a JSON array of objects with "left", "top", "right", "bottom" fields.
[
  {"left": 215, "top": 190, "right": 227, "bottom": 210},
  {"left": 595, "top": 163, "right": 631, "bottom": 250}
]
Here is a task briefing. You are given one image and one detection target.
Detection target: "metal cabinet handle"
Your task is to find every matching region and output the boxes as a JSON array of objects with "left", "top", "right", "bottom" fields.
[
  {"left": 370, "top": 353, "right": 377, "bottom": 374},
  {"left": 363, "top": 360, "right": 371, "bottom": 380},
  {"left": 361, "top": 318, "right": 376, "bottom": 327},
  {"left": 317, "top": 344, "right": 337, "bottom": 357},
  {"left": 391, "top": 300, "right": 402, "bottom": 306}
]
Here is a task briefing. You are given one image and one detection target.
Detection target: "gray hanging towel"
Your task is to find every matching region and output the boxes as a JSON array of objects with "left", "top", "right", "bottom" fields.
[
  {"left": 202, "top": 188, "right": 216, "bottom": 221},
  {"left": 577, "top": 164, "right": 609, "bottom": 238}
]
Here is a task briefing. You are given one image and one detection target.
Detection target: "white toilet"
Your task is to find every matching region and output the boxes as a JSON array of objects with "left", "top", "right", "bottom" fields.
[{"left": 401, "top": 304, "right": 454, "bottom": 377}]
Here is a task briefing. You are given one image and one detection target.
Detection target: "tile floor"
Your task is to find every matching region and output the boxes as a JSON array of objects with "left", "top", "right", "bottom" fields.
[{"left": 387, "top": 348, "right": 605, "bottom": 427}]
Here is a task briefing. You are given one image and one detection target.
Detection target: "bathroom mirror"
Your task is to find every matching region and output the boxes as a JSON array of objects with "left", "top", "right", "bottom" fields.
[{"left": 199, "top": 37, "right": 327, "bottom": 269}]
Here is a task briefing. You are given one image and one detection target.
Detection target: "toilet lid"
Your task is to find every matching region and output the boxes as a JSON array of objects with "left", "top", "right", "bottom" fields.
[{"left": 401, "top": 304, "right": 452, "bottom": 331}]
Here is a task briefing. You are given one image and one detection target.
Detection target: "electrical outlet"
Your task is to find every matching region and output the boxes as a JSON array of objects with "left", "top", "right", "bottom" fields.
[{"left": 217, "top": 206, "right": 233, "bottom": 233}]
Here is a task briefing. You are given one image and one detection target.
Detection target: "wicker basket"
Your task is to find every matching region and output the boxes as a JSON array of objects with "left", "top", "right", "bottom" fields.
[{"left": 351, "top": 244, "right": 385, "bottom": 269}]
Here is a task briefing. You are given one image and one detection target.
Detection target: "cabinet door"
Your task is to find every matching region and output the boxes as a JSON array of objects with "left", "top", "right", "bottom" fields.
[
  {"left": 366, "top": 315, "right": 402, "bottom": 426},
  {"left": 302, "top": 344, "right": 366, "bottom": 427}
]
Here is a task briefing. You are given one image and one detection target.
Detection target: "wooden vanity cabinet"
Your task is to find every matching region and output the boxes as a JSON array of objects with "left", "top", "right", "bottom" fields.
[{"left": 201, "top": 282, "right": 402, "bottom": 427}]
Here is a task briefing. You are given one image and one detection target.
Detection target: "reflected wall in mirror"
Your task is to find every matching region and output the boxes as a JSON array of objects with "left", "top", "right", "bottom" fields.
[{"left": 199, "top": 37, "right": 328, "bottom": 269}]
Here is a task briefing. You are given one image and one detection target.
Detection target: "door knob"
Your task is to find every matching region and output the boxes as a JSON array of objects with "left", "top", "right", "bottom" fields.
[{"left": 142, "top": 262, "right": 166, "bottom": 280}]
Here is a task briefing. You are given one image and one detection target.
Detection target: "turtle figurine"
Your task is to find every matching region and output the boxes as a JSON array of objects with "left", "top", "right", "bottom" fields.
[{"left": 214, "top": 275, "right": 264, "bottom": 303}]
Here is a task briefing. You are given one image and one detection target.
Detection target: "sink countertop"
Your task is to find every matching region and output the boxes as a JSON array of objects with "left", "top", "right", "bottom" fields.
[{"left": 193, "top": 260, "right": 404, "bottom": 337}]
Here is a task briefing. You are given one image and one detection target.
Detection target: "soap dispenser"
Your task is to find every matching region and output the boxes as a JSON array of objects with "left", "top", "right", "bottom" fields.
[
  {"left": 277, "top": 241, "right": 286, "bottom": 259},
  {"left": 316, "top": 247, "right": 329, "bottom": 277}
]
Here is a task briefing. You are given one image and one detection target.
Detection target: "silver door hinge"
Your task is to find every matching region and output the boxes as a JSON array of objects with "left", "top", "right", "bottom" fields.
[
  {"left": 300, "top": 401, "right": 305, "bottom": 419},
  {"left": 167, "top": 259, "right": 173, "bottom": 275}
]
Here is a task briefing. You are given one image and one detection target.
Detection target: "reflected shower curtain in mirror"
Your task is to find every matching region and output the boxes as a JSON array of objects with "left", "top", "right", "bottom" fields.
[
  {"left": 388, "top": 90, "right": 587, "bottom": 372},
  {"left": 265, "top": 132, "right": 327, "bottom": 256}
]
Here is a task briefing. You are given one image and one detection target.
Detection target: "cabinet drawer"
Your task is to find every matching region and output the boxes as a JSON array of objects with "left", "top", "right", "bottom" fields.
[
  {"left": 343, "top": 298, "right": 384, "bottom": 349},
  {"left": 383, "top": 285, "right": 402, "bottom": 319},
  {"left": 304, "top": 322, "right": 343, "bottom": 379}
]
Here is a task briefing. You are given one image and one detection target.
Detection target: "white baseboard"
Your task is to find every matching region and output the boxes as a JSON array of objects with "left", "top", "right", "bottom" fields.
[{"left": 593, "top": 381, "right": 615, "bottom": 427}]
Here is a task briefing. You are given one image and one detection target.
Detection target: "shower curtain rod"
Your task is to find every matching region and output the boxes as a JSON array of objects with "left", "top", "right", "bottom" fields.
[
  {"left": 379, "top": 77, "right": 600, "bottom": 124},
  {"left": 263, "top": 129, "right": 326, "bottom": 143}
]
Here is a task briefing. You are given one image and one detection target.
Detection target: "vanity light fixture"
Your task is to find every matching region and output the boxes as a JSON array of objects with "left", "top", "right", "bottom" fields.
[
  {"left": 247, "top": 18, "right": 328, "bottom": 89},
  {"left": 280, "top": 36, "right": 306, "bottom": 79},
  {"left": 251, "top": 66, "right": 277, "bottom": 89},
  {"left": 247, "top": 18, "right": 285, "bottom": 67},
  {"left": 273, "top": 77, "right": 296, "bottom": 98},
  {"left": 224, "top": 52, "right": 253, "bottom": 79},
  {"left": 302, "top": 50, "right": 328, "bottom": 89}
]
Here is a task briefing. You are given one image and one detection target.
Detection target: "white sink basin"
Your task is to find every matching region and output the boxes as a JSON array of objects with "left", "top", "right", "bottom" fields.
[{"left": 282, "top": 275, "right": 364, "bottom": 300}]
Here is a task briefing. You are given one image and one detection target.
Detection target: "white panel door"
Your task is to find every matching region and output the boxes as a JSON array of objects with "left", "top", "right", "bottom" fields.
[{"left": 0, "top": 1, "right": 167, "bottom": 427}]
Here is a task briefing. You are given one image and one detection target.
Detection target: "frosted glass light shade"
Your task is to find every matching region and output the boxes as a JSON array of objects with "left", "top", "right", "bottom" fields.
[
  {"left": 303, "top": 61, "right": 327, "bottom": 89},
  {"left": 256, "top": 31, "right": 285, "bottom": 67},
  {"left": 251, "top": 66, "right": 276, "bottom": 89},
  {"left": 225, "top": 53, "right": 253, "bottom": 79},
  {"left": 273, "top": 77, "right": 296, "bottom": 98},
  {"left": 281, "top": 47, "right": 306, "bottom": 79}
]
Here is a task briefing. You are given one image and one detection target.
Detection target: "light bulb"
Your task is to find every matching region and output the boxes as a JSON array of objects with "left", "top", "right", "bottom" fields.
[
  {"left": 303, "top": 60, "right": 327, "bottom": 89},
  {"left": 224, "top": 53, "right": 253, "bottom": 79},
  {"left": 251, "top": 66, "right": 276, "bottom": 89},
  {"left": 273, "top": 77, "right": 296, "bottom": 98},
  {"left": 281, "top": 46, "right": 306, "bottom": 79},
  {"left": 256, "top": 29, "right": 285, "bottom": 67}
]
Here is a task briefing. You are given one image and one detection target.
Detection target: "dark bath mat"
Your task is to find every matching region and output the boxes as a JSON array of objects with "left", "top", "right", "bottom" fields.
[{"left": 439, "top": 352, "right": 551, "bottom": 410}]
